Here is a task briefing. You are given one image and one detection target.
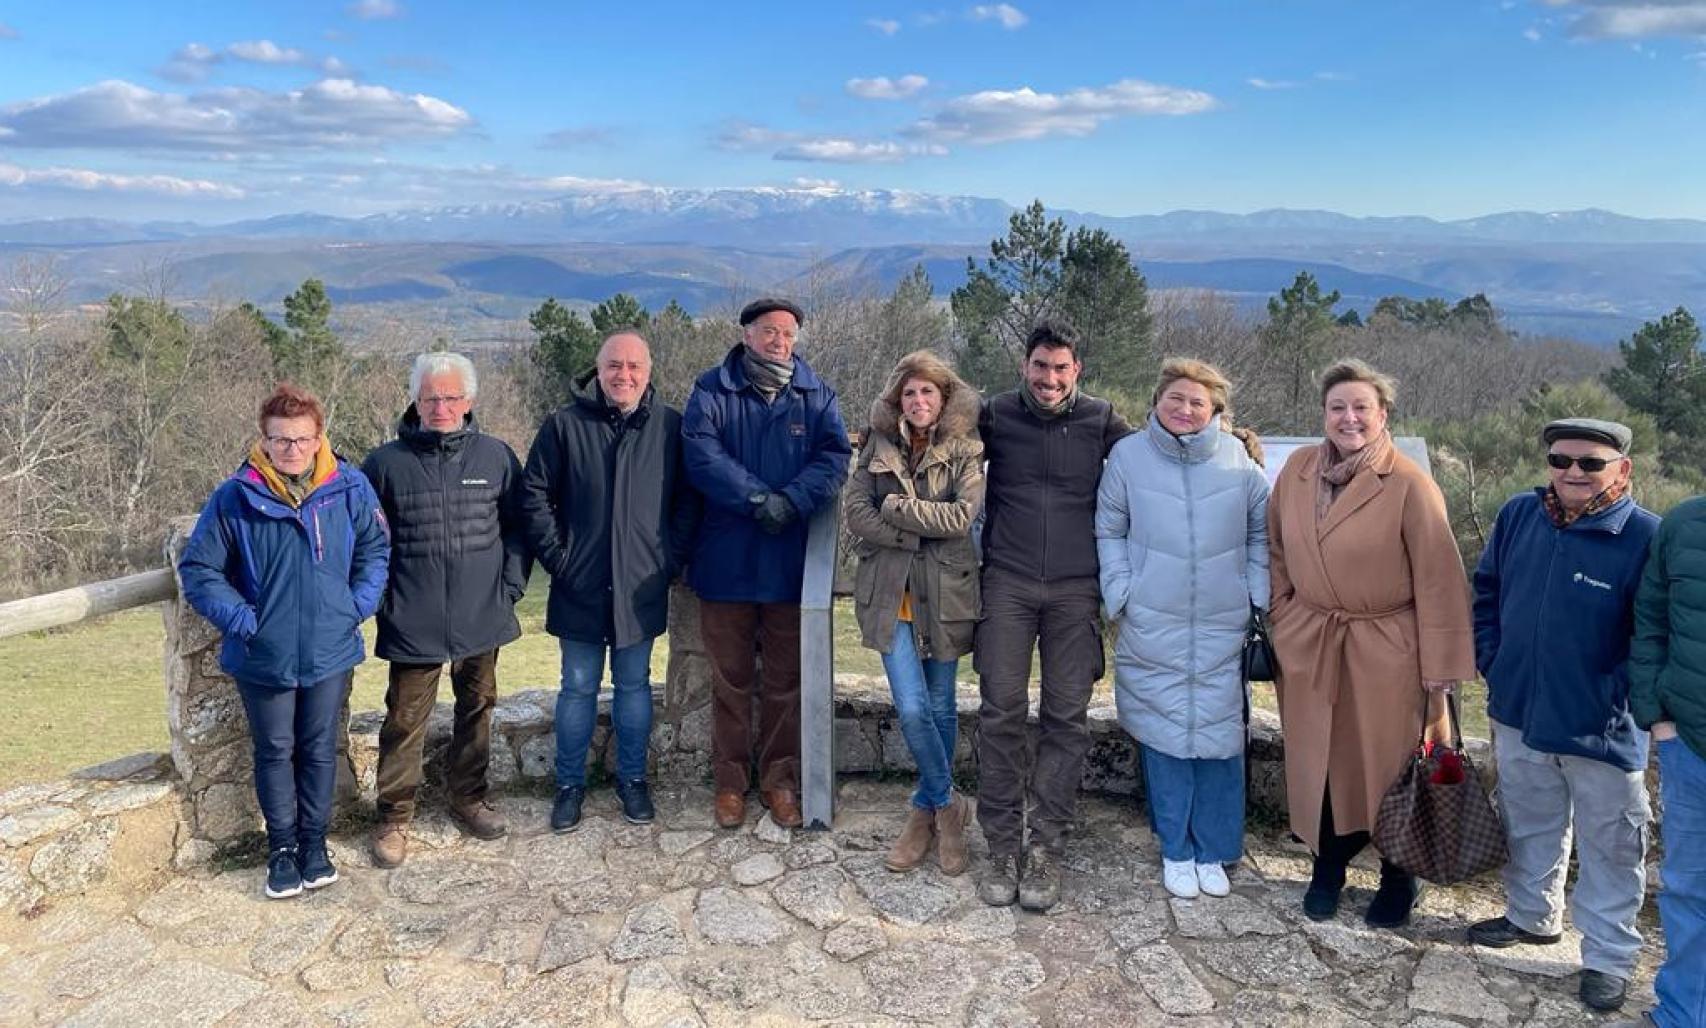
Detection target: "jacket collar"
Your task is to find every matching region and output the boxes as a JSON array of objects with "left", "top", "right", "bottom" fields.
[
  {"left": 573, "top": 369, "right": 655, "bottom": 425},
  {"left": 1530, "top": 486, "right": 1639, "bottom": 534},
  {"left": 398, "top": 405, "right": 475, "bottom": 452},
  {"left": 1145, "top": 412, "right": 1220, "bottom": 464},
  {"left": 714, "top": 343, "right": 822, "bottom": 395}
]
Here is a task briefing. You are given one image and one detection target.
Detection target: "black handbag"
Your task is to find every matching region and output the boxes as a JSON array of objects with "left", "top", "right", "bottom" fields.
[{"left": 1242, "top": 606, "right": 1277, "bottom": 682}]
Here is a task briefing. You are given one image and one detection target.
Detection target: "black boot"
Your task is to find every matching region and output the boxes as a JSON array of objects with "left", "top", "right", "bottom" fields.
[
  {"left": 1303, "top": 853, "right": 1348, "bottom": 921},
  {"left": 1365, "top": 859, "right": 1421, "bottom": 929}
]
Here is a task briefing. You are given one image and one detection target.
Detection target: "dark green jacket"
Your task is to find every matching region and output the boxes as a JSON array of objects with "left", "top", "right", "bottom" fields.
[{"left": 1631, "top": 495, "right": 1706, "bottom": 760}]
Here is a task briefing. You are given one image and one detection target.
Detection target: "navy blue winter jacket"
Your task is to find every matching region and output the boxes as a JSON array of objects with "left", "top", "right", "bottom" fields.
[
  {"left": 179, "top": 458, "right": 391, "bottom": 689},
  {"left": 1472, "top": 489, "right": 1659, "bottom": 770},
  {"left": 682, "top": 344, "right": 851, "bottom": 604}
]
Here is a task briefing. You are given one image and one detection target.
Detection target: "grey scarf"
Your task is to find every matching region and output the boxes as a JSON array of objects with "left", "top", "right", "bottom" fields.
[
  {"left": 742, "top": 347, "right": 795, "bottom": 402},
  {"left": 1020, "top": 383, "right": 1076, "bottom": 421}
]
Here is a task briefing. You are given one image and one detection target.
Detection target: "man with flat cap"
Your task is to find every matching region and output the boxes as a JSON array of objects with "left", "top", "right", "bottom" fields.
[
  {"left": 1469, "top": 417, "right": 1659, "bottom": 1014},
  {"left": 682, "top": 298, "right": 851, "bottom": 828}
]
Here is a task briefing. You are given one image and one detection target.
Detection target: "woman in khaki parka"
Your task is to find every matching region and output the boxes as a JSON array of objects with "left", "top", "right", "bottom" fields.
[
  {"left": 844, "top": 350, "right": 985, "bottom": 876},
  {"left": 1268, "top": 359, "right": 1475, "bottom": 929}
]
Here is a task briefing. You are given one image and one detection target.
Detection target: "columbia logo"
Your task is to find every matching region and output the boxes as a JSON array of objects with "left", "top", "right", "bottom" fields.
[
  {"left": 1573, "top": 571, "right": 1612, "bottom": 591},
  {"left": 461, "top": 479, "right": 489, "bottom": 486}
]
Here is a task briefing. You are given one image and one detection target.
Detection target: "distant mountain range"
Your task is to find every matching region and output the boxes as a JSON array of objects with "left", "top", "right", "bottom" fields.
[{"left": 2, "top": 186, "right": 1703, "bottom": 344}]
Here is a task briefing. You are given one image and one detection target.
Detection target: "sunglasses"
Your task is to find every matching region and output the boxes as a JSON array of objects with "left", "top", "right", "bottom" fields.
[{"left": 1546, "top": 453, "right": 1616, "bottom": 473}]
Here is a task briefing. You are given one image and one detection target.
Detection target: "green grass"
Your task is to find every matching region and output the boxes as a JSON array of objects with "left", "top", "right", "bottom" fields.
[{"left": 0, "top": 580, "right": 1486, "bottom": 789}]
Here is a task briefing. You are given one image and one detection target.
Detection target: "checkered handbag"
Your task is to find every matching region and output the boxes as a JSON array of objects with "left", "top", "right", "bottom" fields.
[{"left": 1373, "top": 693, "right": 1509, "bottom": 884}]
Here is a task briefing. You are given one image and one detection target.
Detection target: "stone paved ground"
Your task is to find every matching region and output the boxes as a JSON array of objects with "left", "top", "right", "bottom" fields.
[{"left": 0, "top": 780, "right": 1663, "bottom": 1027}]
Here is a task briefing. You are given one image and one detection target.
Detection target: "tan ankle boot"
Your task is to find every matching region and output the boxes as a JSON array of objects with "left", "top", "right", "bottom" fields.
[
  {"left": 935, "top": 794, "right": 970, "bottom": 876},
  {"left": 885, "top": 806, "right": 935, "bottom": 872}
]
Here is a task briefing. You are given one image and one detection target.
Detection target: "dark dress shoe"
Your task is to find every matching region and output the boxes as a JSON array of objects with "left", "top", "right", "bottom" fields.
[
  {"left": 1580, "top": 969, "right": 1628, "bottom": 1012},
  {"left": 714, "top": 790, "right": 746, "bottom": 829},
  {"left": 1468, "top": 916, "right": 1564, "bottom": 949},
  {"left": 764, "top": 789, "right": 803, "bottom": 828}
]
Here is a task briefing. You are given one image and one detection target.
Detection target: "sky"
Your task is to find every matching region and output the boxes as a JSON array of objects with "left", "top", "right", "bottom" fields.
[{"left": 0, "top": 0, "right": 1703, "bottom": 223}]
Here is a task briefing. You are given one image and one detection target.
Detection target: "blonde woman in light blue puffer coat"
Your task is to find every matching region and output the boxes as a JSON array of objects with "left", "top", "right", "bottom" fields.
[{"left": 1094, "top": 358, "right": 1270, "bottom": 901}]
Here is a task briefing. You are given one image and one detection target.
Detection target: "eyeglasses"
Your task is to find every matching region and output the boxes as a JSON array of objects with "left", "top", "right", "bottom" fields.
[
  {"left": 1546, "top": 453, "right": 1615, "bottom": 473},
  {"left": 264, "top": 435, "right": 318, "bottom": 451},
  {"left": 419, "top": 394, "right": 467, "bottom": 407}
]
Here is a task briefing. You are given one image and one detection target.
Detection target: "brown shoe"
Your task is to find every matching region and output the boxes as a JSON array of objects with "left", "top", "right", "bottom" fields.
[
  {"left": 371, "top": 822, "right": 408, "bottom": 869},
  {"left": 886, "top": 806, "right": 935, "bottom": 872},
  {"left": 449, "top": 798, "right": 508, "bottom": 841},
  {"left": 715, "top": 790, "right": 747, "bottom": 829},
  {"left": 935, "top": 794, "right": 971, "bottom": 876},
  {"left": 763, "top": 788, "right": 803, "bottom": 828}
]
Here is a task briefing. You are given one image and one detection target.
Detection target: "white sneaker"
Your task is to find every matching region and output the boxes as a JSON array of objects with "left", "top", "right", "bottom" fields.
[
  {"left": 1162, "top": 858, "right": 1200, "bottom": 899},
  {"left": 1196, "top": 862, "right": 1231, "bottom": 897}
]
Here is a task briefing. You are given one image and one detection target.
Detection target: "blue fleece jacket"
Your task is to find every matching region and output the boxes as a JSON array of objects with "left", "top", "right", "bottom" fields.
[{"left": 1472, "top": 488, "right": 1659, "bottom": 771}]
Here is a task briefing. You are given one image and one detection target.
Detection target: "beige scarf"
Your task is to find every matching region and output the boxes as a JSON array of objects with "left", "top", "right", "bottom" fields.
[{"left": 1316, "top": 430, "right": 1392, "bottom": 522}]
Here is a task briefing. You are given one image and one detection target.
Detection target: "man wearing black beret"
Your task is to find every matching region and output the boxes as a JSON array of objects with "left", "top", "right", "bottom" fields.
[
  {"left": 681, "top": 298, "right": 851, "bottom": 829},
  {"left": 1469, "top": 416, "right": 1659, "bottom": 1014}
]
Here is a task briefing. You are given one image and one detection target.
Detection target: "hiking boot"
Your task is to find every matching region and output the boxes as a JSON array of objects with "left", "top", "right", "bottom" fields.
[
  {"left": 299, "top": 835, "right": 338, "bottom": 890},
  {"left": 614, "top": 778, "right": 655, "bottom": 825},
  {"left": 979, "top": 852, "right": 1020, "bottom": 906},
  {"left": 714, "top": 790, "right": 746, "bottom": 829},
  {"left": 1580, "top": 970, "right": 1629, "bottom": 1012},
  {"left": 1468, "top": 916, "right": 1563, "bottom": 949},
  {"left": 1018, "top": 844, "right": 1061, "bottom": 912},
  {"left": 885, "top": 806, "right": 935, "bottom": 872},
  {"left": 551, "top": 786, "right": 585, "bottom": 833},
  {"left": 370, "top": 823, "right": 408, "bottom": 869},
  {"left": 934, "top": 794, "right": 971, "bottom": 876},
  {"left": 1302, "top": 854, "right": 1348, "bottom": 921},
  {"left": 1364, "top": 860, "right": 1421, "bottom": 929},
  {"left": 265, "top": 846, "right": 303, "bottom": 900},
  {"left": 450, "top": 797, "right": 508, "bottom": 840}
]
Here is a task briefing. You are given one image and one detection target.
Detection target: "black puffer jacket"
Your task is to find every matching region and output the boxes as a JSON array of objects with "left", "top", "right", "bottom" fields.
[
  {"left": 361, "top": 408, "right": 530, "bottom": 663},
  {"left": 520, "top": 373, "right": 700, "bottom": 647},
  {"left": 980, "top": 389, "right": 1133, "bottom": 581}
]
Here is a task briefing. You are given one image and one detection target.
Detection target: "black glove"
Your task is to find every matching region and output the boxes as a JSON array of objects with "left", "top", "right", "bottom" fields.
[{"left": 755, "top": 492, "right": 798, "bottom": 535}]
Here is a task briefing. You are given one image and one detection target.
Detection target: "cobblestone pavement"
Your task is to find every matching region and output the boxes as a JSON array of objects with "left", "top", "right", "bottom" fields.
[{"left": 0, "top": 780, "right": 1662, "bottom": 1027}]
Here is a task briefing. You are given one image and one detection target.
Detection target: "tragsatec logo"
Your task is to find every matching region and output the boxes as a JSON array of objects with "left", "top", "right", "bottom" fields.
[{"left": 1573, "top": 571, "right": 1613, "bottom": 591}]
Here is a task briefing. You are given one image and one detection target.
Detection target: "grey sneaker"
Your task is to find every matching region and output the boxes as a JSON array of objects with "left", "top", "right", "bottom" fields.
[
  {"left": 1018, "top": 844, "right": 1061, "bottom": 911},
  {"left": 979, "top": 852, "right": 1020, "bottom": 906}
]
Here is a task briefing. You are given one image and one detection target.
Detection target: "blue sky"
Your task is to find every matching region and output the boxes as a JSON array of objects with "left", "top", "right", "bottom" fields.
[{"left": 1, "top": 0, "right": 1703, "bottom": 222}]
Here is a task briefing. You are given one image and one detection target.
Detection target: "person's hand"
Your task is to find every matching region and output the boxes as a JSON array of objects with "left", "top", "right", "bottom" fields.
[
  {"left": 1653, "top": 721, "right": 1679, "bottom": 742},
  {"left": 1422, "top": 679, "right": 1456, "bottom": 694},
  {"left": 756, "top": 492, "right": 798, "bottom": 535}
]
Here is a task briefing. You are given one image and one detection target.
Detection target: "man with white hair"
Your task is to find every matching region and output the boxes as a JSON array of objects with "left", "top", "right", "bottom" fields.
[{"left": 362, "top": 351, "right": 530, "bottom": 868}]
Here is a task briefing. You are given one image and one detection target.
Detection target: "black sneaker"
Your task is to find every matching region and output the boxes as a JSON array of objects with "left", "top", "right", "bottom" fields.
[
  {"left": 1468, "top": 915, "right": 1564, "bottom": 949},
  {"left": 551, "top": 785, "right": 585, "bottom": 833},
  {"left": 299, "top": 836, "right": 338, "bottom": 890},
  {"left": 265, "top": 846, "right": 303, "bottom": 899},
  {"left": 614, "top": 778, "right": 655, "bottom": 825},
  {"left": 1580, "top": 969, "right": 1629, "bottom": 1012}
]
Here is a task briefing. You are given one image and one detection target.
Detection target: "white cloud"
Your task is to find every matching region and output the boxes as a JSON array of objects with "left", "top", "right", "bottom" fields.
[
  {"left": 792, "top": 177, "right": 841, "bottom": 189},
  {"left": 907, "top": 78, "right": 1216, "bottom": 144},
  {"left": 774, "top": 137, "right": 948, "bottom": 163},
  {"left": 1247, "top": 77, "right": 1298, "bottom": 90},
  {"left": 969, "top": 4, "right": 1028, "bottom": 28},
  {"left": 866, "top": 17, "right": 901, "bottom": 35},
  {"left": 0, "top": 78, "right": 473, "bottom": 151},
  {"left": 348, "top": 0, "right": 403, "bottom": 20},
  {"left": 1543, "top": 1, "right": 1706, "bottom": 39},
  {"left": 160, "top": 39, "right": 352, "bottom": 82},
  {"left": 228, "top": 40, "right": 310, "bottom": 64},
  {"left": 0, "top": 22, "right": 19, "bottom": 40},
  {"left": 846, "top": 74, "right": 929, "bottom": 100},
  {"left": 714, "top": 121, "right": 796, "bottom": 152},
  {"left": 0, "top": 160, "right": 244, "bottom": 198}
]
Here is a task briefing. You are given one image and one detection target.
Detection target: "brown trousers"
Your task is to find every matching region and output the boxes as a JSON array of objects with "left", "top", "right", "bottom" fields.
[
  {"left": 374, "top": 648, "right": 499, "bottom": 823},
  {"left": 699, "top": 600, "right": 801, "bottom": 793},
  {"left": 974, "top": 568, "right": 1104, "bottom": 857}
]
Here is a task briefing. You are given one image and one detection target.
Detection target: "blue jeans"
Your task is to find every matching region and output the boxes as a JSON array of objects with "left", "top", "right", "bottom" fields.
[
  {"left": 235, "top": 672, "right": 350, "bottom": 852},
  {"left": 881, "top": 621, "right": 959, "bottom": 811},
  {"left": 1654, "top": 735, "right": 1706, "bottom": 1028},
  {"left": 1140, "top": 745, "right": 1246, "bottom": 864},
  {"left": 554, "top": 637, "right": 655, "bottom": 788}
]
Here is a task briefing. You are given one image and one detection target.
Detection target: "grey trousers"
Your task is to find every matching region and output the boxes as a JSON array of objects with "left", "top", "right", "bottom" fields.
[
  {"left": 974, "top": 568, "right": 1104, "bottom": 857},
  {"left": 1491, "top": 719, "right": 1650, "bottom": 977}
]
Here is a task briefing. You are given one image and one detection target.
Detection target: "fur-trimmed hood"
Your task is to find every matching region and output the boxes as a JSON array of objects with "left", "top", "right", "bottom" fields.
[{"left": 867, "top": 356, "right": 980, "bottom": 444}]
